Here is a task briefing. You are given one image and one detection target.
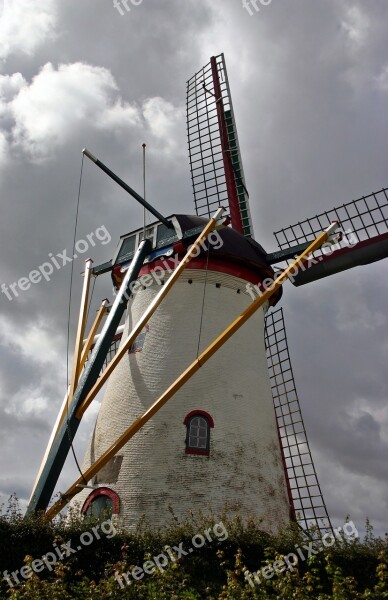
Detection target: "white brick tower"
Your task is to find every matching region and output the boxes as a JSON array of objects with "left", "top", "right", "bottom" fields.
[{"left": 71, "top": 216, "right": 292, "bottom": 532}]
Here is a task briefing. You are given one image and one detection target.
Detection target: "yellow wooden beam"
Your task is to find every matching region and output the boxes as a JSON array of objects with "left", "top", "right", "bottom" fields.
[
  {"left": 75, "top": 207, "right": 225, "bottom": 420},
  {"left": 68, "top": 259, "right": 93, "bottom": 406},
  {"left": 29, "top": 296, "right": 109, "bottom": 505},
  {"left": 28, "top": 387, "right": 70, "bottom": 506},
  {"left": 45, "top": 222, "right": 337, "bottom": 519},
  {"left": 77, "top": 299, "right": 110, "bottom": 379},
  {"left": 52, "top": 299, "right": 110, "bottom": 439}
]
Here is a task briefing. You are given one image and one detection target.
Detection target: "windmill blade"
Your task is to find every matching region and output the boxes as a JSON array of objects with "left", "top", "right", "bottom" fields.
[
  {"left": 270, "top": 187, "right": 388, "bottom": 285},
  {"left": 186, "top": 54, "right": 254, "bottom": 237},
  {"left": 265, "top": 308, "right": 332, "bottom": 533}
]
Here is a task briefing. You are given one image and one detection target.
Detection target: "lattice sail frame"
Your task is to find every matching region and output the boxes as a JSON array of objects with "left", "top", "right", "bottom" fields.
[
  {"left": 265, "top": 308, "right": 332, "bottom": 533},
  {"left": 186, "top": 54, "right": 253, "bottom": 237},
  {"left": 274, "top": 187, "right": 388, "bottom": 260}
]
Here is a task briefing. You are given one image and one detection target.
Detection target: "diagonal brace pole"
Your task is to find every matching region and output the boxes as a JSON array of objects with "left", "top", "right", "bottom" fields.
[
  {"left": 68, "top": 260, "right": 93, "bottom": 404},
  {"left": 55, "top": 299, "right": 110, "bottom": 438},
  {"left": 28, "top": 300, "right": 110, "bottom": 506},
  {"left": 26, "top": 239, "right": 152, "bottom": 515},
  {"left": 77, "top": 299, "right": 110, "bottom": 380},
  {"left": 82, "top": 149, "right": 173, "bottom": 230}
]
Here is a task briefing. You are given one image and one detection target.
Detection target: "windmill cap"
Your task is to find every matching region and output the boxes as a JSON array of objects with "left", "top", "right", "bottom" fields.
[
  {"left": 112, "top": 213, "right": 282, "bottom": 306},
  {"left": 174, "top": 214, "right": 283, "bottom": 305}
]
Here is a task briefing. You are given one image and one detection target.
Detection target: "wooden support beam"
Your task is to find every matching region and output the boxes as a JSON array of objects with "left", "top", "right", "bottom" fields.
[
  {"left": 68, "top": 259, "right": 93, "bottom": 406},
  {"left": 77, "top": 299, "right": 110, "bottom": 379},
  {"left": 28, "top": 388, "right": 70, "bottom": 506},
  {"left": 53, "top": 299, "right": 110, "bottom": 438},
  {"left": 46, "top": 222, "right": 337, "bottom": 519},
  {"left": 28, "top": 301, "right": 109, "bottom": 505},
  {"left": 75, "top": 207, "right": 225, "bottom": 420},
  {"left": 26, "top": 241, "right": 152, "bottom": 515}
]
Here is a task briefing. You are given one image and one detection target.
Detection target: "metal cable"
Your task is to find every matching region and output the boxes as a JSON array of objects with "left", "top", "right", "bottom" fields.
[
  {"left": 196, "top": 245, "right": 210, "bottom": 359},
  {"left": 65, "top": 153, "right": 87, "bottom": 485}
]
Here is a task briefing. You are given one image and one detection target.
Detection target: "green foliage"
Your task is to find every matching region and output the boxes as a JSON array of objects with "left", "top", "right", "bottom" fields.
[{"left": 0, "top": 496, "right": 387, "bottom": 599}]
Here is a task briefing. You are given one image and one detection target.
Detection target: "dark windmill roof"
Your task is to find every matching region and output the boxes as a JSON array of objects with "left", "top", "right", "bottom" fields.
[{"left": 174, "top": 214, "right": 283, "bottom": 305}]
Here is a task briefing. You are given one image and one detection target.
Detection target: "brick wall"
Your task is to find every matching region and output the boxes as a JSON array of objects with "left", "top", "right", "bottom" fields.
[{"left": 71, "top": 269, "right": 290, "bottom": 532}]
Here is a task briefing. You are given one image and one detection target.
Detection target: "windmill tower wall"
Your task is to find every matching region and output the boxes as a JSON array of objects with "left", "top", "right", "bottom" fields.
[{"left": 72, "top": 257, "right": 291, "bottom": 532}]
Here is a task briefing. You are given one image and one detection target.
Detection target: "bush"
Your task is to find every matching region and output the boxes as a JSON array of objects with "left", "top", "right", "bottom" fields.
[{"left": 0, "top": 496, "right": 387, "bottom": 599}]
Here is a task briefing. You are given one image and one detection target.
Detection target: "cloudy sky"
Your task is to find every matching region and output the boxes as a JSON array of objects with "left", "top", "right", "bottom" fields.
[{"left": 0, "top": 0, "right": 387, "bottom": 536}]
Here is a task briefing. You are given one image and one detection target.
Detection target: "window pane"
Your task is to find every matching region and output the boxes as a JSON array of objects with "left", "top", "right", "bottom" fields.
[
  {"left": 85, "top": 495, "right": 113, "bottom": 519},
  {"left": 188, "top": 416, "right": 209, "bottom": 450},
  {"left": 156, "top": 223, "right": 177, "bottom": 246},
  {"left": 117, "top": 235, "right": 136, "bottom": 262}
]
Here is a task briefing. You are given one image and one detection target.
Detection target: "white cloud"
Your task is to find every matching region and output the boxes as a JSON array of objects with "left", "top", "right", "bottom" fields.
[
  {"left": 0, "top": 315, "right": 66, "bottom": 418},
  {"left": 0, "top": 130, "right": 7, "bottom": 168},
  {"left": 335, "top": 297, "right": 387, "bottom": 333},
  {"left": 7, "top": 389, "right": 49, "bottom": 417},
  {"left": 336, "top": 3, "right": 388, "bottom": 94},
  {"left": 143, "top": 96, "right": 185, "bottom": 154},
  {"left": 0, "top": 314, "right": 63, "bottom": 366},
  {"left": 0, "top": 72, "right": 25, "bottom": 104},
  {"left": 0, "top": 72, "right": 25, "bottom": 167},
  {"left": 0, "top": 0, "right": 57, "bottom": 61},
  {"left": 6, "top": 62, "right": 141, "bottom": 160},
  {"left": 340, "top": 5, "right": 370, "bottom": 49},
  {"left": 0, "top": 62, "right": 183, "bottom": 162},
  {"left": 98, "top": 99, "right": 141, "bottom": 130},
  {"left": 376, "top": 65, "right": 388, "bottom": 92}
]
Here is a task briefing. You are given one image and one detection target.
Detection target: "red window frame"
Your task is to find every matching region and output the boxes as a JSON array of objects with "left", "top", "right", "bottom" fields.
[
  {"left": 183, "top": 410, "right": 214, "bottom": 456},
  {"left": 81, "top": 487, "right": 120, "bottom": 515}
]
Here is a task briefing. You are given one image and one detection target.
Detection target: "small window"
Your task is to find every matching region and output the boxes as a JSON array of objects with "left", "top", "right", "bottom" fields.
[
  {"left": 82, "top": 487, "right": 120, "bottom": 520},
  {"left": 116, "top": 234, "right": 137, "bottom": 263},
  {"left": 129, "top": 325, "right": 149, "bottom": 354},
  {"left": 156, "top": 222, "right": 175, "bottom": 246},
  {"left": 183, "top": 410, "right": 214, "bottom": 456}
]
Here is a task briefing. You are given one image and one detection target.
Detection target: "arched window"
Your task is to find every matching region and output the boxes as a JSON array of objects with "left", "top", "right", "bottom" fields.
[
  {"left": 82, "top": 487, "right": 120, "bottom": 519},
  {"left": 183, "top": 410, "right": 214, "bottom": 456}
]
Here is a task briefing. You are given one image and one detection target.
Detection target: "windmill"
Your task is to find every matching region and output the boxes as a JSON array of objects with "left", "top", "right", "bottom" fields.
[{"left": 26, "top": 54, "right": 388, "bottom": 535}]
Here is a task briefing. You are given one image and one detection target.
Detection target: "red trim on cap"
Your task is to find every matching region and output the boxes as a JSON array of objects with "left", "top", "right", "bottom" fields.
[
  {"left": 173, "top": 241, "right": 185, "bottom": 254},
  {"left": 81, "top": 487, "right": 120, "bottom": 515},
  {"left": 138, "top": 257, "right": 266, "bottom": 286},
  {"left": 112, "top": 256, "right": 282, "bottom": 306}
]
